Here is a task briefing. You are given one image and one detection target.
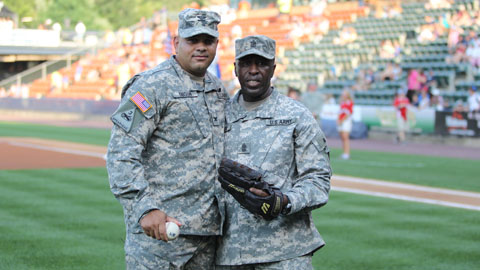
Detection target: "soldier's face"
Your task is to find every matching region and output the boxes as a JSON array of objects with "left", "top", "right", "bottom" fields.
[
  {"left": 174, "top": 34, "right": 218, "bottom": 77},
  {"left": 235, "top": 54, "right": 276, "bottom": 102}
]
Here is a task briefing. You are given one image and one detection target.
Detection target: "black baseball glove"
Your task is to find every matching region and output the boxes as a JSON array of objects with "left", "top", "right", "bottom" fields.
[{"left": 218, "top": 158, "right": 285, "bottom": 220}]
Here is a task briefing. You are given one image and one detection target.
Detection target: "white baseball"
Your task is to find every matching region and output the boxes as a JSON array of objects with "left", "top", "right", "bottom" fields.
[{"left": 166, "top": 222, "right": 180, "bottom": 240}]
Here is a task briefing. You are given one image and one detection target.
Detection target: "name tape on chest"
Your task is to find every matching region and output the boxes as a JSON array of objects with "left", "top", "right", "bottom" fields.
[
  {"left": 130, "top": 91, "right": 152, "bottom": 113},
  {"left": 173, "top": 91, "right": 199, "bottom": 98},
  {"left": 266, "top": 119, "right": 295, "bottom": 126}
]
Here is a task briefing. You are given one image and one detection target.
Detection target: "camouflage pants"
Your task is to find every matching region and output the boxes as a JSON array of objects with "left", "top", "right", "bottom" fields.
[
  {"left": 125, "top": 232, "right": 216, "bottom": 270},
  {"left": 216, "top": 255, "right": 313, "bottom": 270}
]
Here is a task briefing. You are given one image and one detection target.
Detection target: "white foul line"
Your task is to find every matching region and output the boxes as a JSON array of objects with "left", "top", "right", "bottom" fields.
[
  {"left": 333, "top": 175, "right": 480, "bottom": 199},
  {"left": 332, "top": 186, "right": 480, "bottom": 211}
]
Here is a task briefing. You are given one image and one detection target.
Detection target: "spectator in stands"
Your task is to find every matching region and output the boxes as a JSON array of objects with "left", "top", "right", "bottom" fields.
[
  {"left": 334, "top": 26, "right": 357, "bottom": 46},
  {"left": 238, "top": 0, "right": 251, "bottom": 18},
  {"left": 86, "top": 69, "right": 100, "bottom": 82},
  {"left": 50, "top": 71, "right": 63, "bottom": 93},
  {"left": 107, "top": 9, "right": 227, "bottom": 270},
  {"left": 379, "top": 40, "right": 396, "bottom": 59},
  {"left": 52, "top": 22, "right": 62, "bottom": 40},
  {"left": 466, "top": 35, "right": 480, "bottom": 68},
  {"left": 317, "top": 16, "right": 330, "bottom": 37},
  {"left": 277, "top": 0, "right": 293, "bottom": 15},
  {"left": 418, "top": 69, "right": 428, "bottom": 92},
  {"left": 447, "top": 34, "right": 468, "bottom": 64},
  {"left": 417, "top": 23, "right": 437, "bottom": 43},
  {"left": 75, "top": 21, "right": 86, "bottom": 43},
  {"left": 121, "top": 28, "right": 133, "bottom": 47},
  {"left": 74, "top": 62, "right": 84, "bottom": 83},
  {"left": 393, "top": 89, "right": 410, "bottom": 144},
  {"left": 430, "top": 88, "right": 445, "bottom": 111},
  {"left": 453, "top": 99, "right": 467, "bottom": 112},
  {"left": 380, "top": 62, "right": 402, "bottom": 81},
  {"left": 406, "top": 69, "right": 421, "bottom": 103},
  {"left": 425, "top": 0, "right": 452, "bottom": 10},
  {"left": 417, "top": 89, "right": 431, "bottom": 110},
  {"left": 447, "top": 24, "right": 464, "bottom": 52},
  {"left": 453, "top": 6, "right": 472, "bottom": 27},
  {"left": 287, "top": 86, "right": 301, "bottom": 100},
  {"left": 353, "top": 68, "right": 375, "bottom": 91},
  {"left": 467, "top": 86, "right": 480, "bottom": 112},
  {"left": 288, "top": 16, "right": 306, "bottom": 44},
  {"left": 425, "top": 69, "right": 436, "bottom": 92},
  {"left": 310, "top": 0, "right": 327, "bottom": 17},
  {"left": 337, "top": 89, "right": 354, "bottom": 160},
  {"left": 115, "top": 54, "right": 131, "bottom": 93}
]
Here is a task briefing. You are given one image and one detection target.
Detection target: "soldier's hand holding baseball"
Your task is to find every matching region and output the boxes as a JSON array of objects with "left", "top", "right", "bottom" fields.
[{"left": 140, "top": 210, "right": 181, "bottom": 242}]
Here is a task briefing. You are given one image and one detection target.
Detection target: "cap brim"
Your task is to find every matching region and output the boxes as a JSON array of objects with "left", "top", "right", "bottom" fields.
[
  {"left": 179, "top": 27, "right": 219, "bottom": 38},
  {"left": 235, "top": 49, "right": 274, "bottom": 60}
]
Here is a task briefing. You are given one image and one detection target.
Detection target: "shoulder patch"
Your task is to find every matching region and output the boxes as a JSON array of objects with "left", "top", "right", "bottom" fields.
[
  {"left": 111, "top": 108, "right": 136, "bottom": 132},
  {"left": 130, "top": 91, "right": 152, "bottom": 113}
]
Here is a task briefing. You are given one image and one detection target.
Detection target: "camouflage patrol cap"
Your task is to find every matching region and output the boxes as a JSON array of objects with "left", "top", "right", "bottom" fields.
[
  {"left": 178, "top": 8, "right": 221, "bottom": 38},
  {"left": 235, "top": 35, "right": 276, "bottom": 60}
]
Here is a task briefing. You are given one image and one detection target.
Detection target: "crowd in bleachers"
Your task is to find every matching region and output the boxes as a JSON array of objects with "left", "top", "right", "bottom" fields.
[{"left": 275, "top": 0, "right": 480, "bottom": 114}]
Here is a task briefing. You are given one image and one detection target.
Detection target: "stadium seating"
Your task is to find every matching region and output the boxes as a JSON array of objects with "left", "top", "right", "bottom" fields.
[
  {"left": 21, "top": 0, "right": 480, "bottom": 107},
  {"left": 275, "top": 0, "right": 479, "bottom": 106}
]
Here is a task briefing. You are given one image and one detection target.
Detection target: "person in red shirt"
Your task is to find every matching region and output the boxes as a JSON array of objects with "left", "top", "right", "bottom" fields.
[
  {"left": 393, "top": 90, "right": 410, "bottom": 143},
  {"left": 337, "top": 89, "right": 354, "bottom": 159}
]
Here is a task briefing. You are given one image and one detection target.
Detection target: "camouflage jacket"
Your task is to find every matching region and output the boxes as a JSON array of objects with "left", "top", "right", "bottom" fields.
[
  {"left": 216, "top": 89, "right": 331, "bottom": 265},
  {"left": 107, "top": 56, "right": 228, "bottom": 236}
]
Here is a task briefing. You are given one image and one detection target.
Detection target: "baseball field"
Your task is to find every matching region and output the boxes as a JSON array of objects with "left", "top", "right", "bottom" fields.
[{"left": 0, "top": 120, "right": 479, "bottom": 270}]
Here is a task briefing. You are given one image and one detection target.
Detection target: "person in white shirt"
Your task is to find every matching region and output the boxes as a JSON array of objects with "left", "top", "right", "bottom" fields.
[{"left": 467, "top": 86, "right": 480, "bottom": 112}]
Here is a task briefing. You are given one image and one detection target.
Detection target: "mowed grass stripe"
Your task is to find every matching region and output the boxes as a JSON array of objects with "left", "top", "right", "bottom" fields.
[
  {"left": 329, "top": 148, "right": 480, "bottom": 192},
  {"left": 1, "top": 168, "right": 115, "bottom": 207},
  {"left": 0, "top": 121, "right": 110, "bottom": 146},
  {"left": 313, "top": 191, "right": 480, "bottom": 270},
  {"left": 0, "top": 168, "right": 125, "bottom": 270}
]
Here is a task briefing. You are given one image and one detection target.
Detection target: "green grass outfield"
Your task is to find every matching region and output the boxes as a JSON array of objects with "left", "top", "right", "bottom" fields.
[{"left": 0, "top": 122, "right": 479, "bottom": 269}]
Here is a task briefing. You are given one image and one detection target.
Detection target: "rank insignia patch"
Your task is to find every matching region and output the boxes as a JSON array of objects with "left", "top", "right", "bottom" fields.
[{"left": 130, "top": 91, "right": 152, "bottom": 113}]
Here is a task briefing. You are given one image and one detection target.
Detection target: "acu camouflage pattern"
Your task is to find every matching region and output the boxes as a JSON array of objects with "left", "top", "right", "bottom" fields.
[
  {"left": 216, "top": 88, "right": 331, "bottom": 266},
  {"left": 216, "top": 254, "right": 313, "bottom": 270},
  {"left": 125, "top": 234, "right": 216, "bottom": 270},
  {"left": 235, "top": 35, "right": 276, "bottom": 60},
  {"left": 107, "top": 56, "right": 229, "bottom": 266},
  {"left": 178, "top": 8, "right": 221, "bottom": 38}
]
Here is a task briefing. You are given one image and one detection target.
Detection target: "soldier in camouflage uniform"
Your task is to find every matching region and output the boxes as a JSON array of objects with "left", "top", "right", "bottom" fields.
[
  {"left": 106, "top": 9, "right": 229, "bottom": 270},
  {"left": 216, "top": 35, "right": 331, "bottom": 270}
]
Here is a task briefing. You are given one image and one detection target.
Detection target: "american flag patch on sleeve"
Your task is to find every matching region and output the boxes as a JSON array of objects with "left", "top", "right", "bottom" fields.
[{"left": 130, "top": 91, "right": 152, "bottom": 113}]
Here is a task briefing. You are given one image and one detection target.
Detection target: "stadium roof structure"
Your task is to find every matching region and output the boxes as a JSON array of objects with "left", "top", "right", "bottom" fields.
[{"left": 0, "top": 2, "right": 16, "bottom": 20}]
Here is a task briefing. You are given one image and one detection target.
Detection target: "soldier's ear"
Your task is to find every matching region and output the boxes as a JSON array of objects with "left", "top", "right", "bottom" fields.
[
  {"left": 234, "top": 62, "right": 238, "bottom": 77},
  {"left": 173, "top": 36, "right": 179, "bottom": 53}
]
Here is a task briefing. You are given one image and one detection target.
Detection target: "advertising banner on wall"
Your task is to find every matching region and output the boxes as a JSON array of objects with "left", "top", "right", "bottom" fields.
[
  {"left": 321, "top": 104, "right": 435, "bottom": 134},
  {"left": 434, "top": 110, "right": 480, "bottom": 137}
]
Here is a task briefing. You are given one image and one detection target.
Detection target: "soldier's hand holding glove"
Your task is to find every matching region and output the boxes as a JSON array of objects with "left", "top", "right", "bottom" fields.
[{"left": 218, "top": 158, "right": 289, "bottom": 220}]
